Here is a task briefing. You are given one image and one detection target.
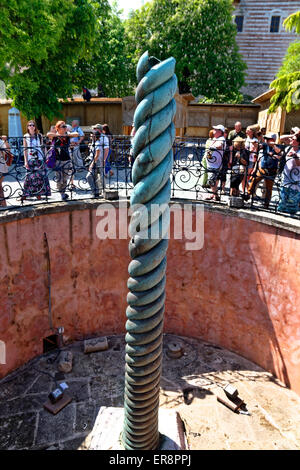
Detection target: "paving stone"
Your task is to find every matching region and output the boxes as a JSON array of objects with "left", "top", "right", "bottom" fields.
[
  {"left": 87, "top": 407, "right": 186, "bottom": 450},
  {"left": 0, "top": 412, "right": 37, "bottom": 449},
  {"left": 0, "top": 393, "right": 48, "bottom": 417},
  {"left": 60, "top": 435, "right": 89, "bottom": 450},
  {"left": 66, "top": 380, "right": 89, "bottom": 403},
  {"left": 0, "top": 369, "right": 38, "bottom": 402},
  {"left": 90, "top": 376, "right": 124, "bottom": 405},
  {"left": 65, "top": 337, "right": 126, "bottom": 379},
  {"left": 34, "top": 403, "right": 76, "bottom": 448},
  {"left": 75, "top": 401, "right": 98, "bottom": 434},
  {"left": 26, "top": 374, "right": 53, "bottom": 395},
  {"left": 1, "top": 334, "right": 300, "bottom": 450},
  {"left": 67, "top": 351, "right": 101, "bottom": 378}
]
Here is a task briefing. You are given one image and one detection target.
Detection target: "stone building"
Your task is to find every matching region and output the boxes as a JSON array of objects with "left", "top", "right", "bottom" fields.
[{"left": 233, "top": 0, "right": 300, "bottom": 98}]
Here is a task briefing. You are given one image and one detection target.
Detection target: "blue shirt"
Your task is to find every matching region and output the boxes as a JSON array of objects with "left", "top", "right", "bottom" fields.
[
  {"left": 259, "top": 144, "right": 280, "bottom": 170},
  {"left": 70, "top": 126, "right": 84, "bottom": 144}
]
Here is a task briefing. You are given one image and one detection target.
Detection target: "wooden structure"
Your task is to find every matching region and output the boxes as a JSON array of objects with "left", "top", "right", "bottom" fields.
[
  {"left": 233, "top": 0, "right": 300, "bottom": 97},
  {"left": 123, "top": 94, "right": 260, "bottom": 137},
  {"left": 0, "top": 98, "right": 123, "bottom": 136},
  {"left": 43, "top": 98, "right": 123, "bottom": 135},
  {"left": 185, "top": 102, "right": 259, "bottom": 137},
  {"left": 0, "top": 95, "right": 260, "bottom": 139},
  {"left": 122, "top": 93, "right": 193, "bottom": 137},
  {"left": 252, "top": 88, "right": 300, "bottom": 135}
]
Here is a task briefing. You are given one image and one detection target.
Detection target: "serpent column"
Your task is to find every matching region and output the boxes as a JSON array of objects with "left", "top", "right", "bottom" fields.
[{"left": 122, "top": 51, "right": 177, "bottom": 450}]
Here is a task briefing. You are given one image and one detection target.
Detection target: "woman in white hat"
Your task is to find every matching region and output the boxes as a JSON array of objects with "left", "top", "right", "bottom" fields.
[{"left": 205, "top": 125, "right": 226, "bottom": 201}]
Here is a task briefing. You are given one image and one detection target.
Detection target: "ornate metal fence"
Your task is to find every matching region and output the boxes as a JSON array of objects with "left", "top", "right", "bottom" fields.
[{"left": 0, "top": 136, "right": 299, "bottom": 219}]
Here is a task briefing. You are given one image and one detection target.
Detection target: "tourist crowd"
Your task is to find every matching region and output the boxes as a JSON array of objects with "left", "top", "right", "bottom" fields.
[
  {"left": 0, "top": 120, "right": 300, "bottom": 215},
  {"left": 202, "top": 121, "right": 300, "bottom": 215},
  {"left": 0, "top": 120, "right": 113, "bottom": 205}
]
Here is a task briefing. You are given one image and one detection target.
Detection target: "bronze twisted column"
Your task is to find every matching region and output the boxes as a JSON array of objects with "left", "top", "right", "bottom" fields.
[{"left": 122, "top": 51, "right": 177, "bottom": 450}]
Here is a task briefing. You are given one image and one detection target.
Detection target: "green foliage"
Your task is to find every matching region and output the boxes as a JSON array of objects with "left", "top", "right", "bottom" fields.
[
  {"left": 72, "top": 1, "right": 133, "bottom": 97},
  {"left": 124, "top": 0, "right": 246, "bottom": 102},
  {"left": 283, "top": 11, "right": 300, "bottom": 34},
  {"left": 0, "top": 0, "right": 72, "bottom": 72},
  {"left": 0, "top": 0, "right": 98, "bottom": 121},
  {"left": 269, "top": 11, "right": 300, "bottom": 113},
  {"left": 270, "top": 72, "right": 300, "bottom": 113},
  {"left": 198, "top": 91, "right": 244, "bottom": 104},
  {"left": 277, "top": 41, "right": 300, "bottom": 77},
  {"left": 0, "top": 0, "right": 248, "bottom": 120}
]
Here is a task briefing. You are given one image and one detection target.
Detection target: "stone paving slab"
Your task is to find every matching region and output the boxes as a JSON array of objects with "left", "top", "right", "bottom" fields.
[
  {"left": 0, "top": 334, "right": 300, "bottom": 450},
  {"left": 87, "top": 407, "right": 186, "bottom": 450}
]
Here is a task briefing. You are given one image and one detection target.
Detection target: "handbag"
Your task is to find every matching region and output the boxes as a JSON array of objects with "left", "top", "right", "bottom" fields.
[
  {"left": 5, "top": 150, "right": 14, "bottom": 166},
  {"left": 46, "top": 147, "right": 57, "bottom": 168},
  {"left": 46, "top": 139, "right": 57, "bottom": 168}
]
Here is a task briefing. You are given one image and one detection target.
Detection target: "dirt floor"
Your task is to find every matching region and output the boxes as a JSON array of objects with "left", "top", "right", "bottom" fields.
[{"left": 0, "top": 334, "right": 300, "bottom": 450}]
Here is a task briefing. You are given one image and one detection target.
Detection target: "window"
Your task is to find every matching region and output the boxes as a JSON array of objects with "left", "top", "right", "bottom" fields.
[
  {"left": 270, "top": 16, "right": 280, "bottom": 33},
  {"left": 235, "top": 15, "right": 244, "bottom": 32}
]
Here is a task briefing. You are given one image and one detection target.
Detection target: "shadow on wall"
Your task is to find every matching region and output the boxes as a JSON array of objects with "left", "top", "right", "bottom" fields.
[
  {"left": 165, "top": 209, "right": 300, "bottom": 392},
  {"left": 0, "top": 205, "right": 299, "bottom": 395}
]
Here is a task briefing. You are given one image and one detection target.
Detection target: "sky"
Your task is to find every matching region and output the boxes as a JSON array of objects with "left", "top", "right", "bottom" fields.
[{"left": 110, "top": 0, "right": 145, "bottom": 18}]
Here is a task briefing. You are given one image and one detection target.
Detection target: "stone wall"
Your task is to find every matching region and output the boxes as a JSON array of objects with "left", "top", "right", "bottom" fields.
[
  {"left": 0, "top": 201, "right": 299, "bottom": 394},
  {"left": 234, "top": 0, "right": 300, "bottom": 87}
]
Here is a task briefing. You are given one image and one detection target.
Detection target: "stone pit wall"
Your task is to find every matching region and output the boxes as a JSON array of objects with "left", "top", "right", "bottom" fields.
[{"left": 0, "top": 201, "right": 299, "bottom": 394}]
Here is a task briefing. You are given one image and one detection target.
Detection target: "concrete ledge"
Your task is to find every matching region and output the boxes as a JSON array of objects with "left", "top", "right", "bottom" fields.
[
  {"left": 0, "top": 198, "right": 299, "bottom": 235},
  {"left": 179, "top": 199, "right": 300, "bottom": 236},
  {"left": 0, "top": 198, "right": 125, "bottom": 224},
  {"left": 87, "top": 407, "right": 187, "bottom": 450}
]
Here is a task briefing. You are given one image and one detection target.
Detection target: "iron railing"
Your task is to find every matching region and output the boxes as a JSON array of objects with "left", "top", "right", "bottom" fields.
[{"left": 0, "top": 136, "right": 299, "bottom": 219}]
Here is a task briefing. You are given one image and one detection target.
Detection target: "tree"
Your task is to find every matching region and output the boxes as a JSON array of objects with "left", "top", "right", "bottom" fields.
[
  {"left": 269, "top": 11, "right": 300, "bottom": 113},
  {"left": 72, "top": 1, "right": 133, "bottom": 97},
  {"left": 283, "top": 11, "right": 300, "bottom": 34},
  {"left": 124, "top": 0, "right": 246, "bottom": 102},
  {"left": 0, "top": 0, "right": 98, "bottom": 129},
  {"left": 0, "top": 0, "right": 71, "bottom": 72}
]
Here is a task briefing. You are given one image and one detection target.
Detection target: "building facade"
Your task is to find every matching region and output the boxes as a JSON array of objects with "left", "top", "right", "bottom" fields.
[{"left": 233, "top": 0, "right": 300, "bottom": 98}]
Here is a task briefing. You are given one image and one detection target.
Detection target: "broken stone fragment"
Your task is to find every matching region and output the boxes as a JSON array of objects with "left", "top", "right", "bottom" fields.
[
  {"left": 58, "top": 351, "right": 73, "bottom": 373},
  {"left": 84, "top": 337, "right": 109, "bottom": 354}
]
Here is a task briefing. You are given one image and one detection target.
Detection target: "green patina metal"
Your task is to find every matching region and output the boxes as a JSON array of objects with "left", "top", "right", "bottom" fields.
[{"left": 122, "top": 51, "right": 177, "bottom": 450}]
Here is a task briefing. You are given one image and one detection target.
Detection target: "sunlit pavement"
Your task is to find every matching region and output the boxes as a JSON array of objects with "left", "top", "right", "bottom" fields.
[{"left": 0, "top": 334, "right": 300, "bottom": 450}]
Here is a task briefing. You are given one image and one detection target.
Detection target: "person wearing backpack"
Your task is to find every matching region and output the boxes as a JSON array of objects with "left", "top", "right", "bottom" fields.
[
  {"left": 246, "top": 133, "right": 283, "bottom": 208},
  {"left": 22, "top": 120, "right": 51, "bottom": 201}
]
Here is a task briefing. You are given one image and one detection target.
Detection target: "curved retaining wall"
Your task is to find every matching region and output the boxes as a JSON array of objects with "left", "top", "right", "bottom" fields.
[{"left": 0, "top": 201, "right": 299, "bottom": 394}]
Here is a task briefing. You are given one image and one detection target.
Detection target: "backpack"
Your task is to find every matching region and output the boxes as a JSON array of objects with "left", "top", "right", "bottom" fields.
[{"left": 46, "top": 138, "right": 57, "bottom": 168}]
